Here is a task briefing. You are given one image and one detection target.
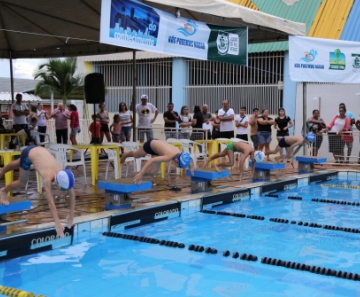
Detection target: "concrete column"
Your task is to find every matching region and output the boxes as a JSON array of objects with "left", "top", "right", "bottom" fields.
[{"left": 171, "top": 58, "right": 188, "bottom": 112}]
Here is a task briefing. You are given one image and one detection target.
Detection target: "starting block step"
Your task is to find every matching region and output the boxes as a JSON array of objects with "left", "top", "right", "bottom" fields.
[
  {"left": 296, "top": 156, "right": 327, "bottom": 174},
  {"left": 98, "top": 178, "right": 152, "bottom": 210},
  {"left": 186, "top": 168, "right": 230, "bottom": 194}
]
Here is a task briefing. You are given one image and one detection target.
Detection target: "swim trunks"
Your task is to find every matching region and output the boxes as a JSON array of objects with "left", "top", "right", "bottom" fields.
[
  {"left": 279, "top": 138, "right": 290, "bottom": 148},
  {"left": 20, "top": 145, "right": 36, "bottom": 170},
  {"left": 227, "top": 142, "right": 235, "bottom": 152},
  {"left": 143, "top": 139, "right": 158, "bottom": 156}
]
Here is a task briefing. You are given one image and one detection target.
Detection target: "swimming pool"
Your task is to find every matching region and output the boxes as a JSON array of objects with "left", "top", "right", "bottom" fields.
[{"left": 1, "top": 172, "right": 360, "bottom": 296}]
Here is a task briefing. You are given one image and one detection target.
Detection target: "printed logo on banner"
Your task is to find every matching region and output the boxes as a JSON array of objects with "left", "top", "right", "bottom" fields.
[
  {"left": 352, "top": 54, "right": 360, "bottom": 73},
  {"left": 294, "top": 49, "right": 324, "bottom": 70},
  {"left": 177, "top": 20, "right": 197, "bottom": 37},
  {"left": 109, "top": 0, "right": 160, "bottom": 46},
  {"left": 216, "top": 31, "right": 239, "bottom": 56},
  {"left": 301, "top": 49, "right": 317, "bottom": 62},
  {"left": 329, "top": 49, "right": 346, "bottom": 70}
]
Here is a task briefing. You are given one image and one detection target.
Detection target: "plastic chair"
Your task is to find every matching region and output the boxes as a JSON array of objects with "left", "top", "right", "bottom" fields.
[
  {"left": 102, "top": 142, "right": 122, "bottom": 180},
  {"left": 178, "top": 139, "right": 207, "bottom": 168},
  {"left": 48, "top": 143, "right": 87, "bottom": 184}
]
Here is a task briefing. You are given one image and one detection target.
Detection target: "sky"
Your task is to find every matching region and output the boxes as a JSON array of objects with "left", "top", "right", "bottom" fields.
[{"left": 0, "top": 58, "right": 43, "bottom": 79}]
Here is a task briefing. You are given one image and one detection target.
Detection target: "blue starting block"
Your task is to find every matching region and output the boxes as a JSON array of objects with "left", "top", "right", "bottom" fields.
[
  {"left": 295, "top": 156, "right": 327, "bottom": 174},
  {"left": 249, "top": 161, "right": 285, "bottom": 182},
  {"left": 186, "top": 168, "right": 230, "bottom": 193},
  {"left": 0, "top": 199, "right": 31, "bottom": 232},
  {"left": 98, "top": 178, "right": 152, "bottom": 210}
]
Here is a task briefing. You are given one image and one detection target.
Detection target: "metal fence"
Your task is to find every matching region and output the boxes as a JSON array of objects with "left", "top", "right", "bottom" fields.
[{"left": 133, "top": 126, "right": 206, "bottom": 142}]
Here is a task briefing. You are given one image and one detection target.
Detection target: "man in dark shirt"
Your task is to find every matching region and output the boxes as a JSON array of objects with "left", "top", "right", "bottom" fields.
[{"left": 163, "top": 102, "right": 179, "bottom": 139}]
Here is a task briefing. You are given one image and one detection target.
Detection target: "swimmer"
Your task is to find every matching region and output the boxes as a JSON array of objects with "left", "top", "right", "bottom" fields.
[
  {"left": 121, "top": 139, "right": 193, "bottom": 184},
  {"left": 266, "top": 132, "right": 315, "bottom": 164},
  {"left": 204, "top": 141, "right": 265, "bottom": 182},
  {"left": 0, "top": 146, "right": 75, "bottom": 237}
]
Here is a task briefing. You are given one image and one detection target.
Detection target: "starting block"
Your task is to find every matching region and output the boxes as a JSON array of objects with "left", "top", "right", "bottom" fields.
[
  {"left": 249, "top": 161, "right": 285, "bottom": 182},
  {"left": 0, "top": 199, "right": 31, "bottom": 232},
  {"left": 98, "top": 178, "right": 152, "bottom": 210},
  {"left": 295, "top": 156, "right": 327, "bottom": 174},
  {"left": 186, "top": 168, "right": 230, "bottom": 193}
]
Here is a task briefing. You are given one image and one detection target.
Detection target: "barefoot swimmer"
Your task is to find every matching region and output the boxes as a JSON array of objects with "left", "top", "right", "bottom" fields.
[
  {"left": 266, "top": 132, "right": 315, "bottom": 163},
  {"left": 121, "top": 139, "right": 192, "bottom": 184},
  {"left": 204, "top": 141, "right": 265, "bottom": 182},
  {"left": 0, "top": 145, "right": 75, "bottom": 237}
]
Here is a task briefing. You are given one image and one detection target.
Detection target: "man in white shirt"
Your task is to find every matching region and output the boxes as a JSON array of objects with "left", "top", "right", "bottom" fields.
[
  {"left": 235, "top": 106, "right": 249, "bottom": 141},
  {"left": 11, "top": 93, "right": 29, "bottom": 132},
  {"left": 131, "top": 94, "right": 159, "bottom": 142},
  {"left": 218, "top": 99, "right": 234, "bottom": 139}
]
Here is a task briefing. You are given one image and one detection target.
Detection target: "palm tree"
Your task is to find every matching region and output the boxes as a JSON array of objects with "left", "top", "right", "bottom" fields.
[{"left": 34, "top": 57, "right": 83, "bottom": 105}]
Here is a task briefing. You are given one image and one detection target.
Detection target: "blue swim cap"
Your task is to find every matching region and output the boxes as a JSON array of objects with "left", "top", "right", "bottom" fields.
[
  {"left": 176, "top": 152, "right": 191, "bottom": 168},
  {"left": 305, "top": 132, "right": 315, "bottom": 143},
  {"left": 253, "top": 150, "right": 265, "bottom": 163},
  {"left": 55, "top": 169, "right": 75, "bottom": 190}
]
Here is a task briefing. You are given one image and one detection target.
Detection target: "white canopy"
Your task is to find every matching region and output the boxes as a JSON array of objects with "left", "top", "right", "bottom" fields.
[{"left": 0, "top": 92, "right": 42, "bottom": 102}]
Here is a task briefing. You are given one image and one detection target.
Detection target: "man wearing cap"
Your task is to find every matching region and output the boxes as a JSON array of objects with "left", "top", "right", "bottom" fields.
[
  {"left": 204, "top": 141, "right": 265, "bottom": 182},
  {"left": 121, "top": 139, "right": 192, "bottom": 184},
  {"left": 266, "top": 132, "right": 315, "bottom": 163},
  {"left": 131, "top": 94, "right": 158, "bottom": 142},
  {"left": 0, "top": 146, "right": 75, "bottom": 237}
]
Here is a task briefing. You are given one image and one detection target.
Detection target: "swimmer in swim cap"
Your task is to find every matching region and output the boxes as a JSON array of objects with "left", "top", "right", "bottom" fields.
[
  {"left": 121, "top": 139, "right": 194, "bottom": 184},
  {"left": 204, "top": 141, "right": 262, "bottom": 182},
  {"left": 0, "top": 146, "right": 76, "bottom": 238}
]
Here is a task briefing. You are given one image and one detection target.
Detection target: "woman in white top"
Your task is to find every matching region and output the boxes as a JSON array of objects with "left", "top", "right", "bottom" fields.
[
  {"left": 117, "top": 102, "right": 133, "bottom": 142},
  {"left": 178, "top": 105, "right": 192, "bottom": 139},
  {"left": 36, "top": 103, "right": 50, "bottom": 143}
]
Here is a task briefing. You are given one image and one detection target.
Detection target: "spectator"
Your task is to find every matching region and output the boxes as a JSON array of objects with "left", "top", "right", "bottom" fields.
[
  {"left": 235, "top": 106, "right": 249, "bottom": 141},
  {"left": 29, "top": 117, "right": 40, "bottom": 145},
  {"left": 51, "top": 103, "right": 70, "bottom": 144},
  {"left": 163, "top": 102, "right": 179, "bottom": 139},
  {"left": 27, "top": 105, "right": 37, "bottom": 125},
  {"left": 110, "top": 114, "right": 123, "bottom": 143},
  {"left": 257, "top": 109, "right": 274, "bottom": 161},
  {"left": 11, "top": 93, "right": 29, "bottom": 132},
  {"left": 190, "top": 105, "right": 204, "bottom": 142},
  {"left": 68, "top": 104, "right": 80, "bottom": 145},
  {"left": 339, "top": 103, "right": 355, "bottom": 163},
  {"left": 202, "top": 104, "right": 213, "bottom": 139},
  {"left": 89, "top": 114, "right": 101, "bottom": 144},
  {"left": 131, "top": 94, "right": 158, "bottom": 142},
  {"left": 36, "top": 103, "right": 50, "bottom": 143},
  {"left": 0, "top": 117, "right": 5, "bottom": 130},
  {"left": 307, "top": 109, "right": 326, "bottom": 156},
  {"left": 218, "top": 99, "right": 234, "bottom": 139},
  {"left": 178, "top": 105, "right": 192, "bottom": 139},
  {"left": 326, "top": 106, "right": 350, "bottom": 163},
  {"left": 249, "top": 108, "right": 259, "bottom": 149},
  {"left": 211, "top": 110, "right": 221, "bottom": 139},
  {"left": 274, "top": 107, "right": 293, "bottom": 160},
  {"left": 97, "top": 103, "right": 111, "bottom": 143},
  {"left": 117, "top": 102, "right": 132, "bottom": 142}
]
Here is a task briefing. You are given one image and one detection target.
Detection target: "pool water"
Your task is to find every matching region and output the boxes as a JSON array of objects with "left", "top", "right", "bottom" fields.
[{"left": 2, "top": 178, "right": 360, "bottom": 297}]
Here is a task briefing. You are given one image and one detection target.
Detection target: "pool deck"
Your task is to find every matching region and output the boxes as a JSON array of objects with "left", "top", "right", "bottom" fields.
[{"left": 0, "top": 159, "right": 357, "bottom": 237}]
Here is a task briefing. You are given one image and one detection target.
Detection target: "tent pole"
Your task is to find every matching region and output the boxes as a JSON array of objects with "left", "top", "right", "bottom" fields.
[
  {"left": 9, "top": 51, "right": 14, "bottom": 104},
  {"left": 303, "top": 82, "right": 307, "bottom": 155},
  {"left": 132, "top": 50, "right": 137, "bottom": 142}
]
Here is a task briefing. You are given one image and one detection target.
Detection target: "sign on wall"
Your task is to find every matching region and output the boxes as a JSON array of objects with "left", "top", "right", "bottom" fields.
[
  {"left": 289, "top": 36, "right": 360, "bottom": 83},
  {"left": 100, "top": 0, "right": 248, "bottom": 66}
]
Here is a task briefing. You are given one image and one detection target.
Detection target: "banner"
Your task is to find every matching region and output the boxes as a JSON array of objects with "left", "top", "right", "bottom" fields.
[
  {"left": 100, "top": 0, "right": 248, "bottom": 66},
  {"left": 289, "top": 36, "right": 360, "bottom": 83}
]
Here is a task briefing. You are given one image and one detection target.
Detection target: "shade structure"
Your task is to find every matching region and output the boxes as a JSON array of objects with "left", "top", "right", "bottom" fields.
[
  {"left": 0, "top": 0, "right": 306, "bottom": 59},
  {"left": 0, "top": 92, "right": 42, "bottom": 102}
]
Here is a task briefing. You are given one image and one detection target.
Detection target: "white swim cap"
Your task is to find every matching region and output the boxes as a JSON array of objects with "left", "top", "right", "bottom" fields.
[
  {"left": 55, "top": 170, "right": 75, "bottom": 190},
  {"left": 253, "top": 151, "right": 265, "bottom": 163}
]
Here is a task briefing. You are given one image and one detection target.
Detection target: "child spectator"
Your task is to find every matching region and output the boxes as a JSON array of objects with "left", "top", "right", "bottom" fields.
[
  {"left": 29, "top": 117, "right": 40, "bottom": 145},
  {"left": 110, "top": 114, "right": 123, "bottom": 143},
  {"left": 89, "top": 114, "right": 101, "bottom": 144}
]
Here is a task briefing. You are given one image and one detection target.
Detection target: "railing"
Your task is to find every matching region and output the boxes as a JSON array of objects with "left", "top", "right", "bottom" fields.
[{"left": 133, "top": 126, "right": 207, "bottom": 142}]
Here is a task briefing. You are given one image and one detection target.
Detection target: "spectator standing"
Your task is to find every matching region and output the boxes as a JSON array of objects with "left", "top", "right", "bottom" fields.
[
  {"left": 11, "top": 93, "right": 29, "bottom": 132},
  {"left": 307, "top": 109, "right": 326, "bottom": 156},
  {"left": 178, "top": 105, "right": 192, "bottom": 139},
  {"left": 235, "top": 107, "right": 249, "bottom": 141},
  {"left": 190, "top": 105, "right": 204, "bottom": 141},
  {"left": 202, "top": 104, "right": 213, "bottom": 139},
  {"left": 27, "top": 106, "right": 37, "bottom": 125},
  {"left": 257, "top": 109, "right": 274, "bottom": 161},
  {"left": 163, "top": 102, "right": 179, "bottom": 139},
  {"left": 110, "top": 114, "right": 123, "bottom": 143},
  {"left": 117, "top": 102, "right": 132, "bottom": 142},
  {"left": 68, "top": 104, "right": 80, "bottom": 145},
  {"left": 36, "top": 103, "right": 50, "bottom": 143},
  {"left": 211, "top": 110, "right": 221, "bottom": 139},
  {"left": 274, "top": 107, "right": 293, "bottom": 160},
  {"left": 249, "top": 108, "right": 259, "bottom": 149},
  {"left": 218, "top": 99, "right": 234, "bottom": 139},
  {"left": 339, "top": 103, "right": 355, "bottom": 163},
  {"left": 89, "top": 114, "right": 101, "bottom": 144},
  {"left": 97, "top": 103, "right": 111, "bottom": 143},
  {"left": 326, "top": 106, "right": 350, "bottom": 163},
  {"left": 131, "top": 94, "right": 158, "bottom": 142},
  {"left": 51, "top": 103, "right": 70, "bottom": 144}
]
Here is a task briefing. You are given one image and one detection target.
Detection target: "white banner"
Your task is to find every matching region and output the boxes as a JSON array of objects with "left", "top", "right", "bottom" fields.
[{"left": 289, "top": 36, "right": 360, "bottom": 83}]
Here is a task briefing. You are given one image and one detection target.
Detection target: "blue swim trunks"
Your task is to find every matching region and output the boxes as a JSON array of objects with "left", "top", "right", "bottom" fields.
[
  {"left": 20, "top": 145, "right": 36, "bottom": 170},
  {"left": 143, "top": 139, "right": 158, "bottom": 156}
]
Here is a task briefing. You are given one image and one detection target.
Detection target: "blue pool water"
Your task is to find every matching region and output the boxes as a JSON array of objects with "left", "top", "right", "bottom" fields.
[{"left": 2, "top": 178, "right": 360, "bottom": 296}]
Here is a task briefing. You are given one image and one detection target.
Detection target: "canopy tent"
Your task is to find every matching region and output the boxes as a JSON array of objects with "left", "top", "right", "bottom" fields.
[
  {"left": 0, "top": 0, "right": 306, "bottom": 59},
  {"left": 0, "top": 92, "right": 42, "bottom": 102}
]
